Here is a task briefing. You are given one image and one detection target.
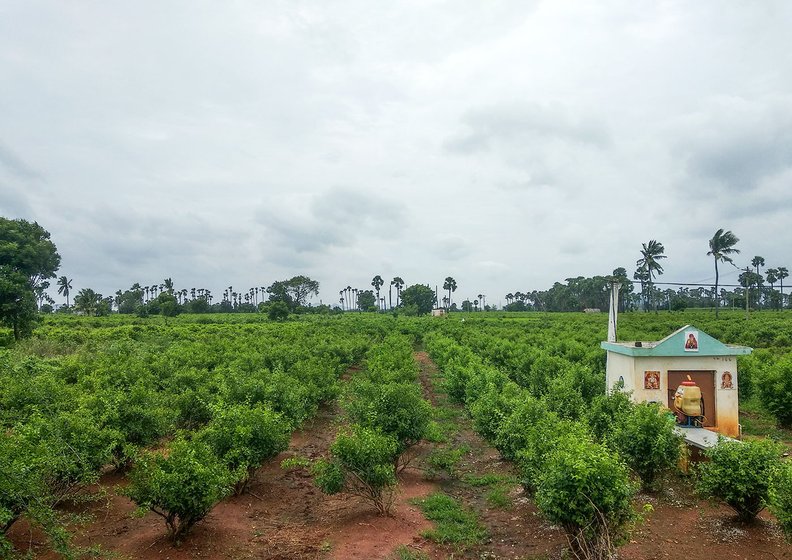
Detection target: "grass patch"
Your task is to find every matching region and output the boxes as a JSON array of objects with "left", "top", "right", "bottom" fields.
[
  {"left": 413, "top": 492, "right": 487, "bottom": 546},
  {"left": 425, "top": 446, "right": 468, "bottom": 479},
  {"left": 389, "top": 545, "right": 431, "bottom": 560},
  {"left": 485, "top": 486, "right": 511, "bottom": 509}
]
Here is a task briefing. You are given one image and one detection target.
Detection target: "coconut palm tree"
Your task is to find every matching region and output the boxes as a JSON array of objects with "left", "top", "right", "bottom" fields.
[
  {"left": 371, "top": 275, "right": 384, "bottom": 310},
  {"left": 56, "top": 276, "right": 73, "bottom": 307},
  {"left": 707, "top": 229, "right": 740, "bottom": 318},
  {"left": 443, "top": 277, "right": 457, "bottom": 309},
  {"left": 636, "top": 240, "right": 667, "bottom": 313}
]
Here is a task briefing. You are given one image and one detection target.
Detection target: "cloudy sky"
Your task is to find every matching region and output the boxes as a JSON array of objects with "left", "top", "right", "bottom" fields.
[{"left": 2, "top": 1, "right": 791, "bottom": 306}]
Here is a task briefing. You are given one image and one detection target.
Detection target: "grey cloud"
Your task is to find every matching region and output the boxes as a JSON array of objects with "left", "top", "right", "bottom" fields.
[
  {"left": 433, "top": 235, "right": 472, "bottom": 261},
  {"left": 0, "top": 142, "right": 40, "bottom": 180},
  {"left": 445, "top": 103, "right": 610, "bottom": 155},
  {"left": 257, "top": 187, "right": 406, "bottom": 255},
  {"left": 676, "top": 99, "right": 792, "bottom": 193},
  {"left": 0, "top": 184, "right": 32, "bottom": 217}
]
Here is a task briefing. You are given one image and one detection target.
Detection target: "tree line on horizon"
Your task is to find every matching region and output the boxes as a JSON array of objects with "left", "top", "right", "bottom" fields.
[{"left": 3, "top": 216, "right": 790, "bottom": 340}]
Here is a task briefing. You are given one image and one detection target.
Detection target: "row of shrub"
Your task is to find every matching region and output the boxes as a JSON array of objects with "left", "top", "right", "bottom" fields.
[
  {"left": 424, "top": 320, "right": 792, "bottom": 552},
  {"left": 0, "top": 320, "right": 375, "bottom": 554},
  {"left": 291, "top": 334, "right": 433, "bottom": 515}
]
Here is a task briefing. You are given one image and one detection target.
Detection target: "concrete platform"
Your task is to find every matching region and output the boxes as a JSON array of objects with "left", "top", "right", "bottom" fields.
[{"left": 674, "top": 426, "right": 736, "bottom": 449}]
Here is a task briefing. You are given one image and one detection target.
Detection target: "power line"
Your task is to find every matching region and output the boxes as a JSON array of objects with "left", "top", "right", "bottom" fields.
[{"left": 627, "top": 280, "right": 745, "bottom": 288}]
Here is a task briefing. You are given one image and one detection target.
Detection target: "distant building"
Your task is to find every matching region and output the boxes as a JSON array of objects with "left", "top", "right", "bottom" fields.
[{"left": 431, "top": 308, "right": 447, "bottom": 317}]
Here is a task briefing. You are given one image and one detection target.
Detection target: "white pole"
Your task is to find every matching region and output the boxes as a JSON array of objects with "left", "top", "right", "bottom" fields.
[{"left": 608, "top": 281, "right": 621, "bottom": 343}]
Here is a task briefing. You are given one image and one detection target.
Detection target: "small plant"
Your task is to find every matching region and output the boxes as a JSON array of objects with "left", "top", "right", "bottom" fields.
[
  {"left": 125, "top": 438, "right": 234, "bottom": 541},
  {"left": 696, "top": 438, "right": 784, "bottom": 522},
  {"left": 413, "top": 492, "right": 487, "bottom": 546},
  {"left": 535, "top": 438, "right": 636, "bottom": 560},
  {"left": 312, "top": 425, "right": 400, "bottom": 515},
  {"left": 195, "top": 404, "right": 290, "bottom": 494},
  {"left": 770, "top": 461, "right": 792, "bottom": 540},
  {"left": 610, "top": 402, "right": 682, "bottom": 490}
]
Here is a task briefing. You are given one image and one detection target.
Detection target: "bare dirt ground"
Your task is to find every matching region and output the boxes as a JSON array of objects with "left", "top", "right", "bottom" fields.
[{"left": 7, "top": 353, "right": 792, "bottom": 559}]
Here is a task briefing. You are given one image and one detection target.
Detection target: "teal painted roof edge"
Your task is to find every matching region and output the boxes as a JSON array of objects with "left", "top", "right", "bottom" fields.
[
  {"left": 600, "top": 340, "right": 752, "bottom": 356},
  {"left": 601, "top": 324, "right": 752, "bottom": 357}
]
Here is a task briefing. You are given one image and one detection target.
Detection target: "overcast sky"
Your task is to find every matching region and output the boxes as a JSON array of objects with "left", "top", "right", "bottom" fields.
[{"left": 2, "top": 1, "right": 791, "bottom": 306}]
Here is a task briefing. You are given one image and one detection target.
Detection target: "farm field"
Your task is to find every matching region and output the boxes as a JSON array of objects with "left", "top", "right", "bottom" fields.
[{"left": 2, "top": 311, "right": 792, "bottom": 559}]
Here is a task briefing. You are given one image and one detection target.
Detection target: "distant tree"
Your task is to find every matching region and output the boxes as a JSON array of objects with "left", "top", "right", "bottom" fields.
[
  {"left": 611, "top": 268, "right": 633, "bottom": 312},
  {"left": 707, "top": 229, "right": 740, "bottom": 318},
  {"left": 461, "top": 299, "right": 473, "bottom": 312},
  {"left": 163, "top": 277, "right": 174, "bottom": 294},
  {"left": 752, "top": 256, "right": 765, "bottom": 278},
  {"left": 266, "top": 276, "right": 320, "bottom": 311},
  {"left": 73, "top": 288, "right": 104, "bottom": 316},
  {"left": 766, "top": 268, "right": 780, "bottom": 309},
  {"left": 636, "top": 240, "right": 666, "bottom": 313},
  {"left": 267, "top": 301, "right": 290, "bottom": 321},
  {"left": 778, "top": 266, "right": 789, "bottom": 308},
  {"left": 371, "top": 275, "right": 384, "bottom": 310},
  {"left": 392, "top": 277, "right": 404, "bottom": 307},
  {"left": 56, "top": 276, "right": 73, "bottom": 307},
  {"left": 399, "top": 284, "right": 436, "bottom": 315},
  {"left": 357, "top": 289, "right": 377, "bottom": 311},
  {"left": 443, "top": 277, "right": 457, "bottom": 309},
  {"left": 0, "top": 218, "right": 61, "bottom": 339}
]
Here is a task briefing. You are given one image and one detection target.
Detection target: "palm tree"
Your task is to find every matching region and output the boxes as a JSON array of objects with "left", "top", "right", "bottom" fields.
[
  {"left": 392, "top": 277, "right": 404, "bottom": 307},
  {"left": 74, "top": 288, "right": 102, "bottom": 316},
  {"left": 371, "top": 275, "right": 384, "bottom": 310},
  {"left": 163, "top": 278, "right": 174, "bottom": 294},
  {"left": 766, "top": 268, "right": 779, "bottom": 309},
  {"left": 751, "top": 256, "right": 765, "bottom": 308},
  {"left": 636, "top": 240, "right": 667, "bottom": 313},
  {"left": 778, "top": 266, "right": 789, "bottom": 309},
  {"left": 56, "top": 276, "right": 73, "bottom": 307},
  {"left": 443, "top": 277, "right": 457, "bottom": 310},
  {"left": 707, "top": 229, "right": 740, "bottom": 318}
]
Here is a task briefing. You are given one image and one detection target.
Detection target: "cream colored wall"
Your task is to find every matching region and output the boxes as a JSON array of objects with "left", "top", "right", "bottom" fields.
[{"left": 605, "top": 352, "right": 740, "bottom": 437}]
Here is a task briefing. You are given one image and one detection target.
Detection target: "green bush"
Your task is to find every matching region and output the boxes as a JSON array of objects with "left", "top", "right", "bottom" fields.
[
  {"left": 346, "top": 381, "right": 432, "bottom": 454},
  {"left": 757, "top": 357, "right": 792, "bottom": 427},
  {"left": 610, "top": 402, "right": 682, "bottom": 490},
  {"left": 770, "top": 461, "right": 792, "bottom": 540},
  {"left": 535, "top": 438, "right": 636, "bottom": 558},
  {"left": 196, "top": 404, "right": 290, "bottom": 494},
  {"left": 586, "top": 389, "right": 634, "bottom": 443},
  {"left": 126, "top": 438, "right": 234, "bottom": 540},
  {"left": 514, "top": 420, "right": 590, "bottom": 493},
  {"left": 313, "top": 425, "right": 399, "bottom": 515},
  {"left": 696, "top": 438, "right": 784, "bottom": 521}
]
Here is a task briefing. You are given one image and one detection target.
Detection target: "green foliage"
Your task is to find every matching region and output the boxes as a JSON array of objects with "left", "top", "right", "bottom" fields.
[
  {"left": 696, "top": 438, "right": 784, "bottom": 521},
  {"left": 535, "top": 438, "right": 636, "bottom": 556},
  {"left": 425, "top": 446, "right": 466, "bottom": 479},
  {"left": 398, "top": 284, "right": 436, "bottom": 315},
  {"left": 770, "top": 461, "right": 792, "bottom": 540},
  {"left": 413, "top": 492, "right": 487, "bottom": 545},
  {"left": 586, "top": 389, "right": 634, "bottom": 443},
  {"left": 610, "top": 402, "right": 682, "bottom": 490},
  {"left": 757, "top": 356, "right": 792, "bottom": 427},
  {"left": 195, "top": 404, "right": 290, "bottom": 494},
  {"left": 267, "top": 300, "right": 290, "bottom": 321},
  {"left": 314, "top": 426, "right": 400, "bottom": 515},
  {"left": 126, "top": 438, "right": 234, "bottom": 540},
  {"left": 346, "top": 381, "right": 432, "bottom": 452}
]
